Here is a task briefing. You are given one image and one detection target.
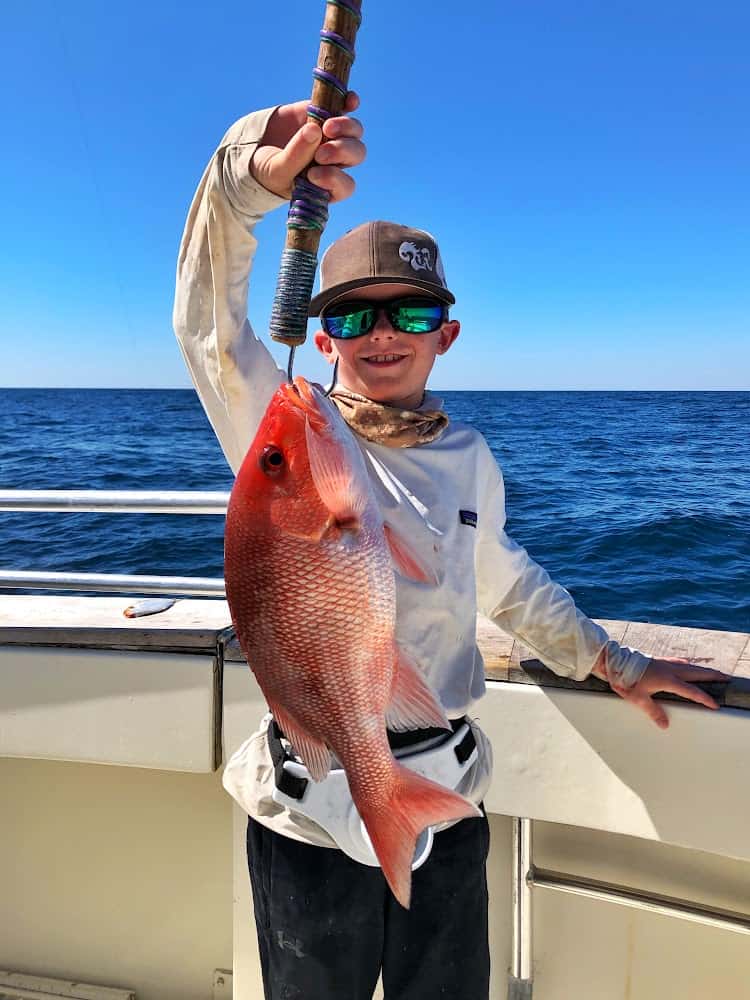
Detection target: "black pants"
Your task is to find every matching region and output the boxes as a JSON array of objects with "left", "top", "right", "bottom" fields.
[{"left": 246, "top": 809, "right": 490, "bottom": 1000}]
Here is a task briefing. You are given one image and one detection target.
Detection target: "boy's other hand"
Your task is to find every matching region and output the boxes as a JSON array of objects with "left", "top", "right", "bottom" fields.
[
  {"left": 251, "top": 92, "right": 365, "bottom": 202},
  {"left": 612, "top": 657, "right": 729, "bottom": 730}
]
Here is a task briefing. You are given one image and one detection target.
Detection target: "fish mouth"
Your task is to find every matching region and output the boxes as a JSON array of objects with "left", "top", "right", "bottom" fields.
[{"left": 281, "top": 376, "right": 330, "bottom": 432}]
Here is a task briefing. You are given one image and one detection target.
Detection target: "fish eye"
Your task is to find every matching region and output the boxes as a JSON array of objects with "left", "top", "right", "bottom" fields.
[{"left": 260, "top": 445, "right": 285, "bottom": 477}]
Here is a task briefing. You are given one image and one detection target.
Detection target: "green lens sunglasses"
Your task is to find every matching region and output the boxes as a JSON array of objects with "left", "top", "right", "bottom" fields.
[{"left": 321, "top": 296, "right": 448, "bottom": 339}]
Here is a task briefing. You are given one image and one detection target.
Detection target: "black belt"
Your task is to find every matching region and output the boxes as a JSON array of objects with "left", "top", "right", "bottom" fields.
[
  {"left": 268, "top": 716, "right": 476, "bottom": 802},
  {"left": 268, "top": 719, "right": 308, "bottom": 801},
  {"left": 387, "top": 715, "right": 465, "bottom": 750}
]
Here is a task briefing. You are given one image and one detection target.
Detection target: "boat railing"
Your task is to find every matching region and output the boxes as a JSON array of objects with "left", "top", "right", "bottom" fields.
[{"left": 0, "top": 489, "right": 228, "bottom": 597}]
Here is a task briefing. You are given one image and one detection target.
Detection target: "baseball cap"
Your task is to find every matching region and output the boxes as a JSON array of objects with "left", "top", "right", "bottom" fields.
[{"left": 308, "top": 220, "right": 455, "bottom": 316}]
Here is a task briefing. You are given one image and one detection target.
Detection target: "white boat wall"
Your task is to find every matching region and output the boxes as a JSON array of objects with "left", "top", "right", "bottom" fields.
[{"left": 1, "top": 591, "right": 749, "bottom": 1000}]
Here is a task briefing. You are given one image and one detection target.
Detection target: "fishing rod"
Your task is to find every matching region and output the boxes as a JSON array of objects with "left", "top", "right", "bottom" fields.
[{"left": 268, "top": 0, "right": 363, "bottom": 386}]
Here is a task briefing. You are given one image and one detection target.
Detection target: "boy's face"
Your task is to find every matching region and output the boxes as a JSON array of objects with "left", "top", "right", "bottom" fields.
[{"left": 312, "top": 283, "right": 460, "bottom": 408}]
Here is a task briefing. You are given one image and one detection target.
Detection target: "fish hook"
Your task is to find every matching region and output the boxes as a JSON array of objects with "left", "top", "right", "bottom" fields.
[
  {"left": 286, "top": 346, "right": 296, "bottom": 384},
  {"left": 323, "top": 357, "right": 339, "bottom": 397}
]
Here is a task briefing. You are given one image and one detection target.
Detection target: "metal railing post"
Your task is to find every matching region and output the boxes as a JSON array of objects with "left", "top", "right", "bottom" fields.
[{"left": 508, "top": 817, "right": 533, "bottom": 1000}]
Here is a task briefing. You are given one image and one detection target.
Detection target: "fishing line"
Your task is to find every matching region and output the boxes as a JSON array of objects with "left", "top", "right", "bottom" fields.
[{"left": 323, "top": 358, "right": 340, "bottom": 397}]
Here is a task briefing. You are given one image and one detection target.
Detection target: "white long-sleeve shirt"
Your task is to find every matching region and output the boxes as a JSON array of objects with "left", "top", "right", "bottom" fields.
[{"left": 173, "top": 107, "right": 650, "bottom": 847}]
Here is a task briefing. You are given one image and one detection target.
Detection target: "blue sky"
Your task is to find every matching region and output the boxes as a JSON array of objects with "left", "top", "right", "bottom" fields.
[{"left": 2, "top": 1, "right": 748, "bottom": 389}]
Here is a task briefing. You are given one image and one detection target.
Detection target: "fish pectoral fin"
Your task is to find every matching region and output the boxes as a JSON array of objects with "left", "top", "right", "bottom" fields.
[
  {"left": 385, "top": 645, "right": 451, "bottom": 732},
  {"left": 270, "top": 705, "right": 332, "bottom": 782},
  {"left": 305, "top": 417, "right": 367, "bottom": 522},
  {"left": 383, "top": 523, "right": 440, "bottom": 585},
  {"left": 281, "top": 514, "right": 357, "bottom": 545},
  {"left": 277, "top": 517, "right": 341, "bottom": 545}
]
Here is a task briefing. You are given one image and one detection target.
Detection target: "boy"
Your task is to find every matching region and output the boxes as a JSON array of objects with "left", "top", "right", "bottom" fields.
[{"left": 174, "top": 93, "right": 725, "bottom": 1000}]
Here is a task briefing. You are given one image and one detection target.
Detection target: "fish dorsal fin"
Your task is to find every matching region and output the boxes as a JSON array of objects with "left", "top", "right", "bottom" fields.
[
  {"left": 305, "top": 418, "right": 368, "bottom": 523},
  {"left": 385, "top": 645, "right": 450, "bottom": 732},
  {"left": 270, "top": 704, "right": 332, "bottom": 782},
  {"left": 383, "top": 523, "right": 440, "bottom": 585}
]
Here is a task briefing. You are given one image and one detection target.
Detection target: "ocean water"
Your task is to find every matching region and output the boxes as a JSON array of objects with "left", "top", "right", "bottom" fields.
[{"left": 0, "top": 388, "right": 747, "bottom": 632}]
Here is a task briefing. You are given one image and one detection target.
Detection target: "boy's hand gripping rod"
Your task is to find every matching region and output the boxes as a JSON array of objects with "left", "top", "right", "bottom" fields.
[{"left": 268, "top": 0, "right": 363, "bottom": 381}]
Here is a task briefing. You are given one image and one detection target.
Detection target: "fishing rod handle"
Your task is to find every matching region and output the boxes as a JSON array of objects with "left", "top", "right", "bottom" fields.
[{"left": 269, "top": 0, "right": 363, "bottom": 347}]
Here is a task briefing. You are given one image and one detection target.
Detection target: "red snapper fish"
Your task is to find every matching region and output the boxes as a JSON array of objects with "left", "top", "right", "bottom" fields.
[{"left": 224, "top": 376, "right": 479, "bottom": 908}]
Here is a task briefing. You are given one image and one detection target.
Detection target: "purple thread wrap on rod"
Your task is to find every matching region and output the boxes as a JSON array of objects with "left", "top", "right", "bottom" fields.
[
  {"left": 307, "top": 104, "right": 334, "bottom": 122},
  {"left": 312, "top": 66, "right": 348, "bottom": 97},
  {"left": 328, "top": 0, "right": 362, "bottom": 22},
  {"left": 320, "top": 29, "right": 355, "bottom": 57},
  {"left": 287, "top": 176, "right": 330, "bottom": 232}
]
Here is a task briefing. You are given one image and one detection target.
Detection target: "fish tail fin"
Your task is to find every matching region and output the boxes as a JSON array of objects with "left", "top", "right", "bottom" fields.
[{"left": 358, "top": 765, "right": 481, "bottom": 910}]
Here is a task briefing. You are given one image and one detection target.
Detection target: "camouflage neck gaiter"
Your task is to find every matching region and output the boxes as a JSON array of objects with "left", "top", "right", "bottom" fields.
[{"left": 328, "top": 388, "right": 449, "bottom": 448}]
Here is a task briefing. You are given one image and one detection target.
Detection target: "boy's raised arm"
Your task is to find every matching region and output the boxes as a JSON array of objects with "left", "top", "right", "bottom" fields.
[
  {"left": 173, "top": 97, "right": 364, "bottom": 474},
  {"left": 173, "top": 107, "right": 288, "bottom": 474}
]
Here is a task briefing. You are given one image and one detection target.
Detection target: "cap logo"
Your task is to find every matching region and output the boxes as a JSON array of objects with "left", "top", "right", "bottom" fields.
[{"left": 398, "top": 241, "right": 433, "bottom": 273}]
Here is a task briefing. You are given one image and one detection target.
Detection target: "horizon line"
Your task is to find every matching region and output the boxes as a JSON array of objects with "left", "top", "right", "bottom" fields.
[{"left": 1, "top": 386, "right": 748, "bottom": 393}]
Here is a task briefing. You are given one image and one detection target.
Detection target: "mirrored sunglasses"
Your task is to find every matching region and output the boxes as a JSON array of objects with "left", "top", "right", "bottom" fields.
[{"left": 321, "top": 296, "right": 448, "bottom": 339}]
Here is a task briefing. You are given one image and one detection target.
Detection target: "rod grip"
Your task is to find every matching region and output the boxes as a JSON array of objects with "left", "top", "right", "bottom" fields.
[{"left": 269, "top": 0, "right": 363, "bottom": 347}]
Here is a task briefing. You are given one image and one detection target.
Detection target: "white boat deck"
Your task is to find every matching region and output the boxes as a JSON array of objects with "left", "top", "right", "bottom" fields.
[{"left": 1, "top": 595, "right": 749, "bottom": 998}]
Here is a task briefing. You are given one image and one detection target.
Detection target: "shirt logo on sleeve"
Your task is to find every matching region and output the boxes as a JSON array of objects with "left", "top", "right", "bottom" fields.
[{"left": 459, "top": 509, "right": 477, "bottom": 528}]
